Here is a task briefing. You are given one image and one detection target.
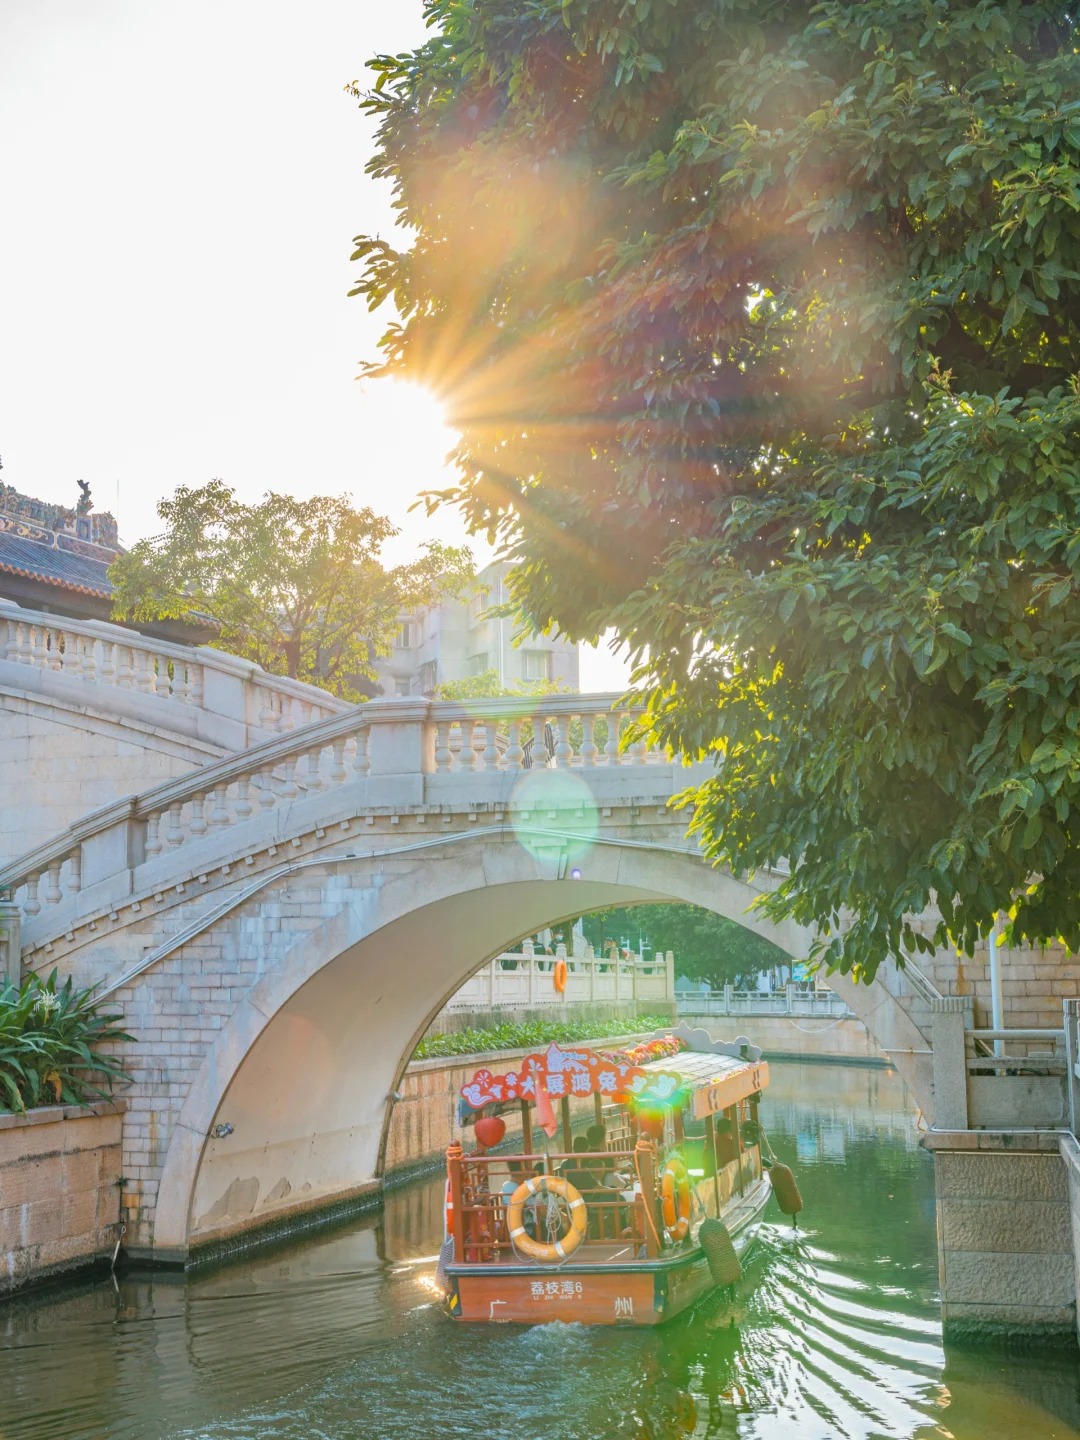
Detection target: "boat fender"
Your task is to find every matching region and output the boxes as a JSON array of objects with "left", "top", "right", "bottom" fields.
[
  {"left": 661, "top": 1156, "right": 692, "bottom": 1242},
  {"left": 699, "top": 1218, "right": 742, "bottom": 1286},
  {"left": 770, "top": 1163, "right": 803, "bottom": 1220}
]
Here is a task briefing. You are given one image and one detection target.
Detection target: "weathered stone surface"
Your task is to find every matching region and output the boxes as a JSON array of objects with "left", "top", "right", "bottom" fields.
[
  {"left": 942, "top": 1248, "right": 1074, "bottom": 1307},
  {"left": 940, "top": 1197, "right": 1072, "bottom": 1255},
  {"left": 0, "top": 1103, "right": 123, "bottom": 1295},
  {"left": 938, "top": 1151, "right": 1067, "bottom": 1203}
]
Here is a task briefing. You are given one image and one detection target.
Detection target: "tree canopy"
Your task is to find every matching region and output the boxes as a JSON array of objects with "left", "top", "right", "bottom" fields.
[
  {"left": 580, "top": 904, "right": 787, "bottom": 990},
  {"left": 353, "top": 0, "right": 1080, "bottom": 978},
  {"left": 110, "top": 482, "right": 474, "bottom": 700}
]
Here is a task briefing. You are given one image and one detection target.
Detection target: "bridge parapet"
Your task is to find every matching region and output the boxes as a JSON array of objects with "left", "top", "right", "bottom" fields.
[
  {"left": 0, "top": 598, "right": 348, "bottom": 751},
  {"left": 0, "top": 693, "right": 686, "bottom": 961}
]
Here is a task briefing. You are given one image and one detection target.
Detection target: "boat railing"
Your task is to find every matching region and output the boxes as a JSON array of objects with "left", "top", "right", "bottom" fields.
[{"left": 449, "top": 1148, "right": 659, "bottom": 1262}]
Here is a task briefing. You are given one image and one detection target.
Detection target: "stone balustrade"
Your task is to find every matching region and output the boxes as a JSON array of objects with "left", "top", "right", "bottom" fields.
[
  {"left": 443, "top": 939, "right": 675, "bottom": 1012},
  {"left": 677, "top": 984, "right": 853, "bottom": 1018},
  {"left": 0, "top": 693, "right": 677, "bottom": 954},
  {"left": 0, "top": 598, "right": 347, "bottom": 749},
  {"left": 930, "top": 997, "right": 1070, "bottom": 1130}
]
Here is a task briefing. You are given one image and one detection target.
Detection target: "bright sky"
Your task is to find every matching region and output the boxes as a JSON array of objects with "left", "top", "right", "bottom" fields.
[{"left": 0, "top": 0, "right": 630, "bottom": 690}]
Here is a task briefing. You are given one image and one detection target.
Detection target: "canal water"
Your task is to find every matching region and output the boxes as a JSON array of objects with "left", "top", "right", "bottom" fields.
[{"left": 4, "top": 1060, "right": 1080, "bottom": 1440}]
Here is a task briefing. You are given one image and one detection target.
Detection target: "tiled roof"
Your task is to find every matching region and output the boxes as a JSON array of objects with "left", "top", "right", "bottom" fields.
[{"left": 0, "top": 531, "right": 114, "bottom": 598}]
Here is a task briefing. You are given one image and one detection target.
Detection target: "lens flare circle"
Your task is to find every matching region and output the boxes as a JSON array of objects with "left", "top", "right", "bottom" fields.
[{"left": 511, "top": 768, "right": 599, "bottom": 865}]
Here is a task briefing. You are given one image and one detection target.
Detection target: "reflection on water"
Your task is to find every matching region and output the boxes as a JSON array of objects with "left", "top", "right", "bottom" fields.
[{"left": 3, "top": 1061, "right": 1080, "bottom": 1440}]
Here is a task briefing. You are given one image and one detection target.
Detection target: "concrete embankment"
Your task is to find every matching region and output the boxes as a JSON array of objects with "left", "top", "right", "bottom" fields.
[{"left": 677, "top": 1012, "right": 888, "bottom": 1067}]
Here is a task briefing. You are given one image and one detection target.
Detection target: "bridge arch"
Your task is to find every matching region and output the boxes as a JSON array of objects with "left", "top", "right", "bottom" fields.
[{"left": 147, "top": 832, "right": 924, "bottom": 1259}]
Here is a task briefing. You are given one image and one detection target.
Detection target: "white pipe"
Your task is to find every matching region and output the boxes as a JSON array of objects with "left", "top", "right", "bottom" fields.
[{"left": 989, "top": 916, "right": 1004, "bottom": 1058}]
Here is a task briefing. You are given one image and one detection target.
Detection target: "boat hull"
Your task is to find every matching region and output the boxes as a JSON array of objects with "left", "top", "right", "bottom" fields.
[{"left": 445, "top": 1175, "right": 770, "bottom": 1326}]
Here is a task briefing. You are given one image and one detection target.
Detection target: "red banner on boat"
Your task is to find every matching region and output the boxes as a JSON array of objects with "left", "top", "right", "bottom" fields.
[{"left": 459, "top": 1042, "right": 682, "bottom": 1112}]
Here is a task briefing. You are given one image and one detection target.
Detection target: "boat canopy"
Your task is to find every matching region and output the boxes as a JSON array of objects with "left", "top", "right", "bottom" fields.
[
  {"left": 636, "top": 1051, "right": 769, "bottom": 1119},
  {"left": 459, "top": 1039, "right": 768, "bottom": 1117}
]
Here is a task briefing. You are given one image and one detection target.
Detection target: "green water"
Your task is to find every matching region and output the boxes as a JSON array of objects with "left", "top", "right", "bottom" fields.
[{"left": 3, "top": 1061, "right": 1080, "bottom": 1440}]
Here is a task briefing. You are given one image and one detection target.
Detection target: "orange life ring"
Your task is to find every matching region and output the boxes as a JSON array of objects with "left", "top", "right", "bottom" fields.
[
  {"left": 506, "top": 1175, "right": 588, "bottom": 1262},
  {"left": 553, "top": 958, "right": 568, "bottom": 994},
  {"left": 661, "top": 1156, "right": 692, "bottom": 1242}
]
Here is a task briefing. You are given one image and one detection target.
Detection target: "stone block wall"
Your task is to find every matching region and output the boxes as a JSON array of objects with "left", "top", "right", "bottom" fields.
[
  {"left": 0, "top": 699, "right": 218, "bottom": 865},
  {"left": 928, "top": 1131, "right": 1076, "bottom": 1342},
  {"left": 0, "top": 1101, "right": 124, "bottom": 1294}
]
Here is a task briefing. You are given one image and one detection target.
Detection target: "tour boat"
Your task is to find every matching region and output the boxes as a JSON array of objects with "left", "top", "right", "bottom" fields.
[{"left": 438, "top": 1021, "right": 793, "bottom": 1326}]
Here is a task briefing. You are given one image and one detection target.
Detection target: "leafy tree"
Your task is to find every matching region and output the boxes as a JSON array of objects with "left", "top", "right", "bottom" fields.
[
  {"left": 435, "top": 667, "right": 561, "bottom": 701},
  {"left": 353, "top": 1, "right": 1080, "bottom": 978},
  {"left": 580, "top": 904, "right": 786, "bottom": 990},
  {"left": 110, "top": 482, "right": 474, "bottom": 700}
]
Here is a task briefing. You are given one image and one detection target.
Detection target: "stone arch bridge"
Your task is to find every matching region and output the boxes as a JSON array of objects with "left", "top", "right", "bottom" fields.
[{"left": 0, "top": 649, "right": 939, "bottom": 1262}]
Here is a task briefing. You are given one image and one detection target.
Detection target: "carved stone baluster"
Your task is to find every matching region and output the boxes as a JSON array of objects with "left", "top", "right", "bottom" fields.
[
  {"left": 27, "top": 625, "right": 44, "bottom": 667},
  {"left": 189, "top": 663, "right": 204, "bottom": 708},
  {"left": 352, "top": 727, "right": 371, "bottom": 778},
  {"left": 580, "top": 714, "right": 599, "bottom": 768},
  {"left": 63, "top": 631, "right": 81, "bottom": 678},
  {"left": 145, "top": 813, "right": 163, "bottom": 857},
  {"left": 553, "top": 715, "right": 573, "bottom": 768},
  {"left": 135, "top": 650, "right": 154, "bottom": 693},
  {"left": 66, "top": 850, "right": 82, "bottom": 896},
  {"left": 99, "top": 640, "right": 116, "bottom": 685},
  {"left": 43, "top": 863, "right": 62, "bottom": 906},
  {"left": 209, "top": 788, "right": 230, "bottom": 828},
  {"left": 531, "top": 712, "right": 550, "bottom": 768},
  {"left": 257, "top": 767, "right": 278, "bottom": 812},
  {"left": 482, "top": 723, "right": 500, "bottom": 772},
  {"left": 165, "top": 804, "right": 186, "bottom": 847},
  {"left": 329, "top": 739, "right": 348, "bottom": 787},
  {"left": 156, "top": 657, "right": 172, "bottom": 697},
  {"left": 458, "top": 720, "right": 477, "bottom": 772},
  {"left": 604, "top": 714, "right": 623, "bottom": 765},
  {"left": 433, "top": 722, "right": 453, "bottom": 774},
  {"left": 626, "top": 717, "right": 647, "bottom": 767},
  {"left": 117, "top": 644, "right": 134, "bottom": 688},
  {"left": 0, "top": 619, "right": 12, "bottom": 661},
  {"left": 304, "top": 746, "right": 325, "bottom": 794},
  {"left": 504, "top": 719, "right": 524, "bottom": 772},
  {"left": 81, "top": 636, "right": 98, "bottom": 681},
  {"left": 257, "top": 690, "right": 277, "bottom": 733},
  {"left": 23, "top": 875, "right": 41, "bottom": 917},
  {"left": 47, "top": 628, "right": 62, "bottom": 672},
  {"left": 234, "top": 775, "right": 254, "bottom": 820},
  {"left": 9, "top": 621, "right": 25, "bottom": 663},
  {"left": 277, "top": 756, "right": 300, "bottom": 800},
  {"left": 188, "top": 795, "right": 208, "bottom": 837},
  {"left": 173, "top": 660, "right": 190, "bottom": 703}
]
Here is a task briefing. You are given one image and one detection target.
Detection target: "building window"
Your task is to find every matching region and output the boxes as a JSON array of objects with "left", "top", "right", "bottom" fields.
[
  {"left": 394, "top": 621, "right": 415, "bottom": 650},
  {"left": 522, "top": 649, "right": 550, "bottom": 682},
  {"left": 418, "top": 661, "right": 437, "bottom": 694},
  {"left": 394, "top": 678, "right": 411, "bottom": 696},
  {"left": 468, "top": 652, "right": 489, "bottom": 676}
]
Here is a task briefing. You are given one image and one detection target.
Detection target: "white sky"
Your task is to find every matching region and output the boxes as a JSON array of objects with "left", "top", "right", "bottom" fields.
[{"left": 0, "top": 0, "right": 630, "bottom": 690}]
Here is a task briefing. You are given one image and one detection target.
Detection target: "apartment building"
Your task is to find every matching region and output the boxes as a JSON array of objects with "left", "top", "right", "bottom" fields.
[{"left": 375, "top": 560, "right": 580, "bottom": 697}]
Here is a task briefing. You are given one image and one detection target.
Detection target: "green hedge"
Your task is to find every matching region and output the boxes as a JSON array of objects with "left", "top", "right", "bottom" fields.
[
  {"left": 413, "top": 1014, "right": 673, "bottom": 1060},
  {"left": 0, "top": 970, "right": 133, "bottom": 1113}
]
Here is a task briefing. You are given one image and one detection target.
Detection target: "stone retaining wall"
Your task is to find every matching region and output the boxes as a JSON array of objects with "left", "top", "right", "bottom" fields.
[
  {"left": 678, "top": 1012, "right": 886, "bottom": 1065},
  {"left": 926, "top": 1129, "right": 1076, "bottom": 1342},
  {"left": 1, "top": 1101, "right": 124, "bottom": 1295}
]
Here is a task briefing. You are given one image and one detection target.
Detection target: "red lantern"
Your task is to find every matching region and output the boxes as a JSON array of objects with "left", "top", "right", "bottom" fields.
[{"left": 474, "top": 1115, "right": 506, "bottom": 1149}]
